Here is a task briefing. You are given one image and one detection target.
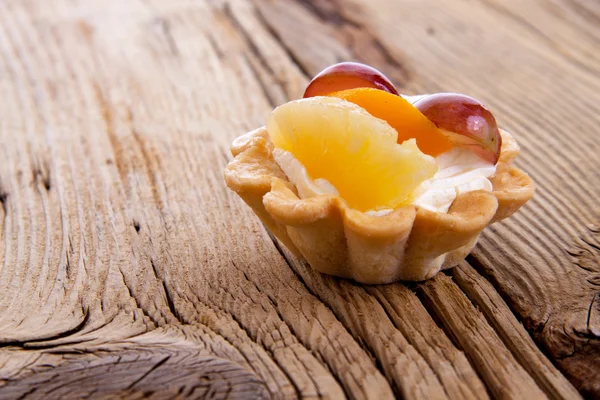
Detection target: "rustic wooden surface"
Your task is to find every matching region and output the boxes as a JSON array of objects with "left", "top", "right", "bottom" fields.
[{"left": 0, "top": 0, "right": 598, "bottom": 398}]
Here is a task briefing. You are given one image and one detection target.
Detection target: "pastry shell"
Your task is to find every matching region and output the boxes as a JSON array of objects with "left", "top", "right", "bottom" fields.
[{"left": 224, "top": 127, "right": 534, "bottom": 283}]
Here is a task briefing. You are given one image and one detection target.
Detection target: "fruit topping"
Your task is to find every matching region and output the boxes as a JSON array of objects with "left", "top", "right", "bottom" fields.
[
  {"left": 267, "top": 97, "right": 437, "bottom": 212},
  {"left": 303, "top": 62, "right": 398, "bottom": 98},
  {"left": 414, "top": 93, "right": 502, "bottom": 164},
  {"left": 327, "top": 88, "right": 453, "bottom": 157}
]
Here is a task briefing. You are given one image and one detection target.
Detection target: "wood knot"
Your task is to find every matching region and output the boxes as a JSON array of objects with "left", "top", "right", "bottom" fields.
[{"left": 567, "top": 221, "right": 600, "bottom": 287}]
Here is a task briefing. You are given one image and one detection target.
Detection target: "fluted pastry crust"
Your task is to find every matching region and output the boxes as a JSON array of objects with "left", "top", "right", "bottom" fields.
[{"left": 225, "top": 127, "right": 534, "bottom": 283}]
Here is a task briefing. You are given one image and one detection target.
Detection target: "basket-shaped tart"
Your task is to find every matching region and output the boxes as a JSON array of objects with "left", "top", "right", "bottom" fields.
[{"left": 225, "top": 63, "right": 534, "bottom": 283}]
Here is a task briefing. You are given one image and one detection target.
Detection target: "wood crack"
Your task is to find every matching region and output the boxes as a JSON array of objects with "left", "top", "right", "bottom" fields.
[
  {"left": 413, "top": 281, "right": 462, "bottom": 350},
  {"left": 0, "top": 306, "right": 90, "bottom": 349},
  {"left": 218, "top": 3, "right": 289, "bottom": 104},
  {"left": 243, "top": 54, "right": 276, "bottom": 108},
  {"left": 294, "top": 0, "right": 361, "bottom": 28},
  {"left": 118, "top": 267, "right": 160, "bottom": 329},
  {"left": 0, "top": 182, "right": 7, "bottom": 219},
  {"left": 15, "top": 387, "right": 36, "bottom": 400},
  {"left": 363, "top": 291, "right": 419, "bottom": 399},
  {"left": 152, "top": 18, "right": 179, "bottom": 57},
  {"left": 466, "top": 254, "right": 548, "bottom": 334},
  {"left": 126, "top": 355, "right": 171, "bottom": 390},
  {"left": 205, "top": 33, "right": 224, "bottom": 60},
  {"left": 251, "top": 4, "right": 311, "bottom": 79},
  {"left": 31, "top": 162, "right": 51, "bottom": 192},
  {"left": 223, "top": 4, "right": 276, "bottom": 77},
  {"left": 161, "top": 279, "right": 185, "bottom": 325},
  {"left": 586, "top": 293, "right": 598, "bottom": 330}
]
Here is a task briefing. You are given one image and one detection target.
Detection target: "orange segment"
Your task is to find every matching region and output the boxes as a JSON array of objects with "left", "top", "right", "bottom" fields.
[{"left": 327, "top": 88, "right": 453, "bottom": 156}]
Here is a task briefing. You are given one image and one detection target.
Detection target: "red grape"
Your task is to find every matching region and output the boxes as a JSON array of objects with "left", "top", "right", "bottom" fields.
[
  {"left": 303, "top": 62, "right": 398, "bottom": 98},
  {"left": 414, "top": 93, "right": 502, "bottom": 163}
]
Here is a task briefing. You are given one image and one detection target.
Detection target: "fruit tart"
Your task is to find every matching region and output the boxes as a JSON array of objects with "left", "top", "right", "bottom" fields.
[{"left": 225, "top": 62, "right": 534, "bottom": 283}]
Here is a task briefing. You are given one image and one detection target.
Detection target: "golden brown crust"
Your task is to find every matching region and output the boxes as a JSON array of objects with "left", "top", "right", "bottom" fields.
[{"left": 224, "top": 127, "right": 535, "bottom": 283}]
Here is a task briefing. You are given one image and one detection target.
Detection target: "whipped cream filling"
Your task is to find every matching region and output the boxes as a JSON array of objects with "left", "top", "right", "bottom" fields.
[
  {"left": 272, "top": 146, "right": 496, "bottom": 215},
  {"left": 411, "top": 147, "right": 495, "bottom": 213}
]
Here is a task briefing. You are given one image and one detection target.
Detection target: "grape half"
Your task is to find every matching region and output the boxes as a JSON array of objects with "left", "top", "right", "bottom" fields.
[
  {"left": 414, "top": 93, "right": 502, "bottom": 163},
  {"left": 303, "top": 62, "right": 398, "bottom": 98}
]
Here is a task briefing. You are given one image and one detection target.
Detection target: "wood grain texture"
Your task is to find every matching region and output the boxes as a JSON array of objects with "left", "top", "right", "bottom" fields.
[
  {"left": 452, "top": 262, "right": 583, "bottom": 400},
  {"left": 0, "top": 0, "right": 596, "bottom": 399}
]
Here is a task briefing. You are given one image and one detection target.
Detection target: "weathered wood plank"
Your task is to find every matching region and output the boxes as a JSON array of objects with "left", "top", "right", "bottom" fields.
[{"left": 0, "top": 0, "right": 597, "bottom": 398}]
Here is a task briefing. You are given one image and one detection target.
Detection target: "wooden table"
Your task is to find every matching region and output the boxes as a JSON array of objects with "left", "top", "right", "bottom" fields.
[{"left": 0, "top": 0, "right": 598, "bottom": 398}]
